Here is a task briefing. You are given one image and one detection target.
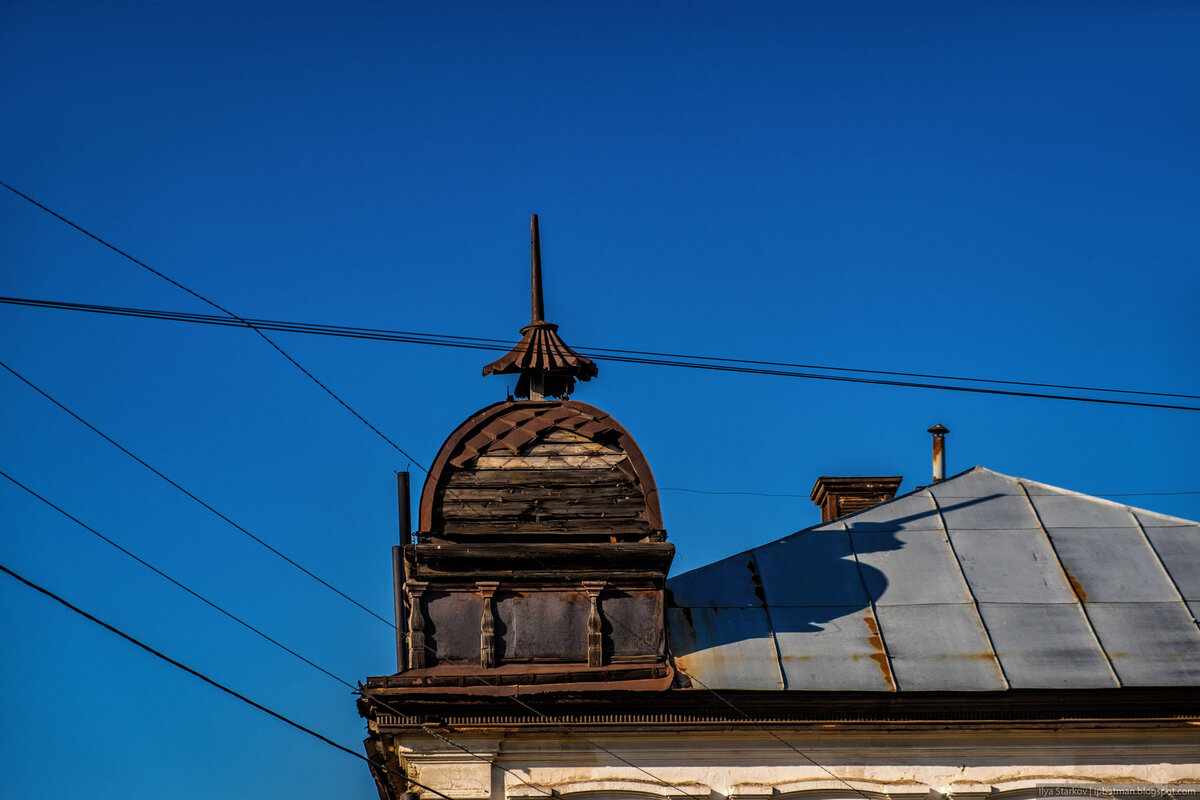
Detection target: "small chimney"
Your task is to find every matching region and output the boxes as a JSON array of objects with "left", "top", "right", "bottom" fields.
[
  {"left": 928, "top": 424, "right": 949, "bottom": 482},
  {"left": 810, "top": 476, "right": 903, "bottom": 523}
]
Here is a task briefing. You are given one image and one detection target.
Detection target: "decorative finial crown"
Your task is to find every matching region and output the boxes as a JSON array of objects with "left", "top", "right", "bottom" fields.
[{"left": 481, "top": 215, "right": 598, "bottom": 400}]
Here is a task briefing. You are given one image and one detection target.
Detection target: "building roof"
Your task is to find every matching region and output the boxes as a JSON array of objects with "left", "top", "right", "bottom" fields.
[{"left": 667, "top": 466, "right": 1200, "bottom": 692}]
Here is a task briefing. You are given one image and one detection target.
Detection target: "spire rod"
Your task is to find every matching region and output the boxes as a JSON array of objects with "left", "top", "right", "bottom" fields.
[
  {"left": 530, "top": 214, "right": 544, "bottom": 323},
  {"left": 482, "top": 215, "right": 597, "bottom": 399}
]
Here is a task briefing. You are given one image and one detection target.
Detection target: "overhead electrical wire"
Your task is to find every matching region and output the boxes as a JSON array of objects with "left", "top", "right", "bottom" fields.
[
  {"left": 0, "top": 358, "right": 697, "bottom": 795},
  {"left": 0, "top": 180, "right": 427, "bottom": 470},
  {"left": 2, "top": 472, "right": 562, "bottom": 797},
  {"left": 0, "top": 358, "right": 395, "bottom": 628},
  {"left": 3, "top": 294, "right": 1198, "bottom": 412},
  {"left": 1, "top": 468, "right": 357, "bottom": 689},
  {"left": 5, "top": 182, "right": 1163, "bottom": 800},
  {"left": 0, "top": 561, "right": 458, "bottom": 800},
  {"left": 658, "top": 486, "right": 1200, "bottom": 499}
]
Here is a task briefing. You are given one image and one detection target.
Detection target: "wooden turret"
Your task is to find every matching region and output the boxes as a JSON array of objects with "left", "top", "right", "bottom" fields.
[{"left": 360, "top": 217, "right": 674, "bottom": 718}]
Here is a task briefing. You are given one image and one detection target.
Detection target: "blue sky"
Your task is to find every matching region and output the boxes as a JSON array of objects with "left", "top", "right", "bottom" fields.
[{"left": 2, "top": 2, "right": 1199, "bottom": 798}]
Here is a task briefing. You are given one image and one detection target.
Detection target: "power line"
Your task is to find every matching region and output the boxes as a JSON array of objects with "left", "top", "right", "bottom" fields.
[
  {"left": 4, "top": 294, "right": 1199, "bottom": 412},
  {"left": 3, "top": 469, "right": 560, "bottom": 798},
  {"left": 1, "top": 468, "right": 356, "bottom": 689},
  {"left": 0, "top": 355, "right": 682, "bottom": 794},
  {"left": 658, "top": 486, "right": 813, "bottom": 498},
  {"left": 0, "top": 364, "right": 855, "bottom": 799},
  {"left": 659, "top": 486, "right": 1200, "bottom": 499},
  {"left": 0, "top": 358, "right": 394, "bottom": 628},
  {"left": 0, "top": 181, "right": 427, "bottom": 470},
  {"left": 0, "top": 561, "right": 455, "bottom": 800}
]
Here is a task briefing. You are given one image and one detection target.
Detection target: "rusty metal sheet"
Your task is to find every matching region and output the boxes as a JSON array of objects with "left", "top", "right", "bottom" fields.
[
  {"left": 850, "top": 528, "right": 972, "bottom": 606},
  {"left": 1045, "top": 526, "right": 1180, "bottom": 603},
  {"left": 976, "top": 602, "right": 1117, "bottom": 688},
  {"left": 771, "top": 606, "right": 895, "bottom": 691},
  {"left": 666, "top": 606, "right": 782, "bottom": 690},
  {"left": 1084, "top": 602, "right": 1200, "bottom": 686},
  {"left": 948, "top": 528, "right": 1076, "bottom": 603},
  {"left": 873, "top": 602, "right": 1006, "bottom": 691},
  {"left": 665, "top": 466, "right": 1200, "bottom": 693}
]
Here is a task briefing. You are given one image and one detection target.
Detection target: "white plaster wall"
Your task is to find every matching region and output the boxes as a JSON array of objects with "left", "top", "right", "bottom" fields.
[{"left": 393, "top": 728, "right": 1200, "bottom": 800}]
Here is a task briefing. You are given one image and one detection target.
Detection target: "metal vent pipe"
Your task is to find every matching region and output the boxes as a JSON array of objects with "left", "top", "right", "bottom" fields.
[{"left": 928, "top": 424, "right": 949, "bottom": 482}]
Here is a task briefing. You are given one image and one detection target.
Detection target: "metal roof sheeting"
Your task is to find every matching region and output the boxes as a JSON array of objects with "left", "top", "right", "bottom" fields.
[{"left": 666, "top": 466, "right": 1200, "bottom": 691}]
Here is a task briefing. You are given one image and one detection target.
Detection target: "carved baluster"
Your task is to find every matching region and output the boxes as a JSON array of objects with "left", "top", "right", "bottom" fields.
[
  {"left": 477, "top": 581, "right": 500, "bottom": 668},
  {"left": 406, "top": 580, "right": 429, "bottom": 669},
  {"left": 582, "top": 581, "right": 606, "bottom": 668}
]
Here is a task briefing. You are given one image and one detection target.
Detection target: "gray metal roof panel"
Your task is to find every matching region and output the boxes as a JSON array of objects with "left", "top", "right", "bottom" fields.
[
  {"left": 1084, "top": 602, "right": 1200, "bottom": 686},
  {"left": 751, "top": 528, "right": 869, "bottom": 607},
  {"left": 946, "top": 528, "right": 1076, "bottom": 603},
  {"left": 667, "top": 551, "right": 762, "bottom": 608},
  {"left": 851, "top": 528, "right": 972, "bottom": 606},
  {"left": 1136, "top": 521, "right": 1200, "bottom": 601},
  {"left": 976, "top": 602, "right": 1117, "bottom": 688},
  {"left": 872, "top": 602, "right": 1006, "bottom": 691},
  {"left": 667, "top": 606, "right": 782, "bottom": 690},
  {"left": 1046, "top": 526, "right": 1180, "bottom": 603},
  {"left": 930, "top": 471, "right": 1042, "bottom": 530},
  {"left": 1029, "top": 490, "right": 1137, "bottom": 528},
  {"left": 665, "top": 466, "right": 1200, "bottom": 692},
  {"left": 772, "top": 606, "right": 894, "bottom": 691},
  {"left": 838, "top": 490, "right": 941, "bottom": 531}
]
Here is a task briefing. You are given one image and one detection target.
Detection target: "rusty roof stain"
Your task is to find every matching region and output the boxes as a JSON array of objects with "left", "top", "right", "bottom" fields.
[{"left": 667, "top": 466, "right": 1200, "bottom": 692}]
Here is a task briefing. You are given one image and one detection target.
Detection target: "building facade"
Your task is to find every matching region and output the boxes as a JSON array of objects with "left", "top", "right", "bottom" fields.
[{"left": 357, "top": 219, "right": 1200, "bottom": 800}]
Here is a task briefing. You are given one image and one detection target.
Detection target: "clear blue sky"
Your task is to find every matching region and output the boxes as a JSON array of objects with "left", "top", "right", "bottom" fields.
[{"left": 2, "top": 2, "right": 1198, "bottom": 798}]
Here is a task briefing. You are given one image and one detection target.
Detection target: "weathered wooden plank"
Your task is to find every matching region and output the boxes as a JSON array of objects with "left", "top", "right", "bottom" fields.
[
  {"left": 438, "top": 503, "right": 644, "bottom": 520},
  {"left": 437, "top": 484, "right": 635, "bottom": 502},
  {"left": 433, "top": 518, "right": 651, "bottom": 534},
  {"left": 540, "top": 429, "right": 593, "bottom": 443},
  {"left": 522, "top": 442, "right": 620, "bottom": 456},
  {"left": 444, "top": 468, "right": 637, "bottom": 489},
  {"left": 473, "top": 454, "right": 625, "bottom": 469}
]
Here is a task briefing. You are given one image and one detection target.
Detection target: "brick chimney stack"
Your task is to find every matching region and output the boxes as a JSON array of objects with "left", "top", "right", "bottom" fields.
[{"left": 810, "top": 476, "right": 903, "bottom": 523}]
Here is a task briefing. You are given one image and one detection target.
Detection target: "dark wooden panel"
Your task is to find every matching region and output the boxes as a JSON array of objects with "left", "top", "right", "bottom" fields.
[
  {"left": 440, "top": 484, "right": 637, "bottom": 502},
  {"left": 424, "top": 591, "right": 482, "bottom": 663},
  {"left": 439, "top": 501, "right": 645, "bottom": 520},
  {"left": 435, "top": 518, "right": 651, "bottom": 535},
  {"left": 603, "top": 589, "right": 664, "bottom": 657},
  {"left": 495, "top": 590, "right": 589, "bottom": 661},
  {"left": 443, "top": 468, "right": 638, "bottom": 489}
]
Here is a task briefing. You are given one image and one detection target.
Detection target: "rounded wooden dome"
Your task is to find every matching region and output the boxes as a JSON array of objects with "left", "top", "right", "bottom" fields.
[{"left": 418, "top": 400, "right": 664, "bottom": 542}]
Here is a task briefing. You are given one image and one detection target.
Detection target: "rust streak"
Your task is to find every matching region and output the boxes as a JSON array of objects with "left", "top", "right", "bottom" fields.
[
  {"left": 862, "top": 615, "right": 895, "bottom": 690},
  {"left": 1063, "top": 568, "right": 1089, "bottom": 603}
]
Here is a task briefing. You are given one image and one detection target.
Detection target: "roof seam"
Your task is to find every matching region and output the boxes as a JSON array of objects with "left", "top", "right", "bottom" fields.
[
  {"left": 843, "top": 519, "right": 898, "bottom": 692},
  {"left": 1017, "top": 479, "right": 1123, "bottom": 689},
  {"left": 747, "top": 550, "right": 789, "bottom": 691},
  {"left": 1128, "top": 509, "right": 1200, "bottom": 637},
  {"left": 929, "top": 491, "right": 1010, "bottom": 690}
]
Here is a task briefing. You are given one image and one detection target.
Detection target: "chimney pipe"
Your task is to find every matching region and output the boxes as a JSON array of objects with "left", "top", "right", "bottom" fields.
[{"left": 928, "top": 424, "right": 949, "bottom": 482}]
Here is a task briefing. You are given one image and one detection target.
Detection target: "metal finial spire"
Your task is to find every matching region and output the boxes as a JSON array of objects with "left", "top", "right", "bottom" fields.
[
  {"left": 530, "top": 214, "right": 544, "bottom": 323},
  {"left": 481, "top": 215, "right": 598, "bottom": 399}
]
